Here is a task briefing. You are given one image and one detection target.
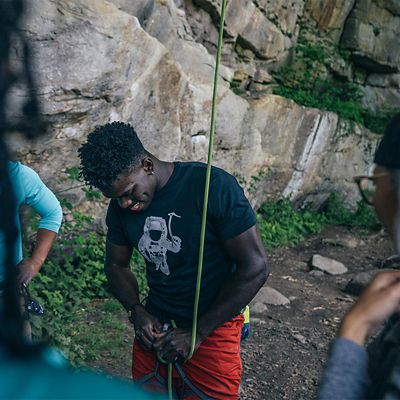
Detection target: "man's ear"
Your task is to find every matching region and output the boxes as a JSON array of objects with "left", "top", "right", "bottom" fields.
[{"left": 142, "top": 157, "right": 154, "bottom": 175}]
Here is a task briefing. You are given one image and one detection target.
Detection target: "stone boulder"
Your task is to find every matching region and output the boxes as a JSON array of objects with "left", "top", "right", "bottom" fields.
[
  {"left": 341, "top": 0, "right": 400, "bottom": 73},
  {"left": 13, "top": 0, "right": 184, "bottom": 197},
  {"left": 307, "top": 0, "right": 356, "bottom": 42},
  {"left": 192, "top": 0, "right": 297, "bottom": 63},
  {"left": 256, "top": 0, "right": 304, "bottom": 38},
  {"left": 309, "top": 254, "right": 348, "bottom": 275},
  {"left": 242, "top": 96, "right": 380, "bottom": 206},
  {"left": 6, "top": 0, "right": 382, "bottom": 220},
  {"left": 251, "top": 286, "right": 290, "bottom": 306},
  {"left": 363, "top": 73, "right": 400, "bottom": 112},
  {"left": 344, "top": 269, "right": 383, "bottom": 295}
]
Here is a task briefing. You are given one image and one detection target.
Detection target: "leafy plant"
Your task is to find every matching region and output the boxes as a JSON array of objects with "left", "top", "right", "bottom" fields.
[
  {"left": 257, "top": 194, "right": 379, "bottom": 249},
  {"left": 24, "top": 169, "right": 147, "bottom": 361},
  {"left": 65, "top": 166, "right": 81, "bottom": 182},
  {"left": 257, "top": 198, "right": 325, "bottom": 248},
  {"left": 62, "top": 298, "right": 132, "bottom": 367},
  {"left": 273, "top": 34, "right": 398, "bottom": 133},
  {"left": 323, "top": 193, "right": 379, "bottom": 229}
]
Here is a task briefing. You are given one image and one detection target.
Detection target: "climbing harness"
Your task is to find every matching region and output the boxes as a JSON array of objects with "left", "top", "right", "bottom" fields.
[{"left": 136, "top": 359, "right": 215, "bottom": 400}]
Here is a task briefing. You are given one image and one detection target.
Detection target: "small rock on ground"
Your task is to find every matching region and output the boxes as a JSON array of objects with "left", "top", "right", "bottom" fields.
[
  {"left": 251, "top": 301, "right": 268, "bottom": 313},
  {"left": 322, "top": 237, "right": 360, "bottom": 249},
  {"left": 345, "top": 269, "right": 389, "bottom": 295},
  {"left": 309, "top": 254, "right": 348, "bottom": 275},
  {"left": 251, "top": 286, "right": 290, "bottom": 306}
]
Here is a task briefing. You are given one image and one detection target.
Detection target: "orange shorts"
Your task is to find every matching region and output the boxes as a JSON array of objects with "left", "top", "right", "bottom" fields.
[{"left": 132, "top": 314, "right": 244, "bottom": 399}]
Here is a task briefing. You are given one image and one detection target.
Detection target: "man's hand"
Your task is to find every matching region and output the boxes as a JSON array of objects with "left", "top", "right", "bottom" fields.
[
  {"left": 18, "top": 258, "right": 41, "bottom": 285},
  {"left": 153, "top": 328, "right": 200, "bottom": 363},
  {"left": 132, "top": 306, "right": 163, "bottom": 350},
  {"left": 339, "top": 270, "right": 400, "bottom": 346}
]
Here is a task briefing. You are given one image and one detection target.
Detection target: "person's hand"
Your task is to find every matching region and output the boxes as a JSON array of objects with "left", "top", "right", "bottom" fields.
[
  {"left": 132, "top": 306, "right": 163, "bottom": 350},
  {"left": 153, "top": 328, "right": 201, "bottom": 363},
  {"left": 339, "top": 270, "right": 400, "bottom": 346},
  {"left": 17, "top": 258, "right": 41, "bottom": 285}
]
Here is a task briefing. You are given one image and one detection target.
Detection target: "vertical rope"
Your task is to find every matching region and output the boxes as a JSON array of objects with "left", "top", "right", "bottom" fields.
[
  {"left": 164, "top": 2, "right": 228, "bottom": 397},
  {"left": 188, "top": 0, "right": 228, "bottom": 360},
  {"left": 168, "top": 363, "right": 173, "bottom": 400}
]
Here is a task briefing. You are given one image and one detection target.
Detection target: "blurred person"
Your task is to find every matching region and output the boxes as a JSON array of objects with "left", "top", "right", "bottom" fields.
[
  {"left": 0, "top": 160, "right": 63, "bottom": 339},
  {"left": 0, "top": 0, "right": 162, "bottom": 398},
  {"left": 0, "top": 161, "right": 62, "bottom": 287},
  {"left": 319, "top": 113, "right": 400, "bottom": 400}
]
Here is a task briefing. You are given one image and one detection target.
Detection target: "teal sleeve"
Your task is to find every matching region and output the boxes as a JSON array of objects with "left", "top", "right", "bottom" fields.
[
  {"left": 20, "top": 165, "right": 62, "bottom": 233},
  {"left": 0, "top": 349, "right": 164, "bottom": 399}
]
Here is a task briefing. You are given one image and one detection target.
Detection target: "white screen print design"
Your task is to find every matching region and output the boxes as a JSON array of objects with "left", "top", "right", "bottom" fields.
[{"left": 138, "top": 213, "right": 181, "bottom": 275}]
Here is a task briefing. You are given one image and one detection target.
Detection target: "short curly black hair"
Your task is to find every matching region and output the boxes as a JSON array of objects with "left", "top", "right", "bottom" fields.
[{"left": 78, "top": 122, "right": 147, "bottom": 190}]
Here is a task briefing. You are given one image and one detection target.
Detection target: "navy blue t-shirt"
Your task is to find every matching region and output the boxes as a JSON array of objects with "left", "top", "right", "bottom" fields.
[{"left": 106, "top": 162, "right": 256, "bottom": 327}]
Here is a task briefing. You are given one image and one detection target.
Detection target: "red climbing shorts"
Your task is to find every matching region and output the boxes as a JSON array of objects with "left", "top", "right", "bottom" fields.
[{"left": 132, "top": 314, "right": 244, "bottom": 400}]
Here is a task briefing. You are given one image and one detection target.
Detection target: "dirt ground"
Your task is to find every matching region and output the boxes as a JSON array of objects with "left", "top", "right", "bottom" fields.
[{"left": 87, "top": 225, "right": 393, "bottom": 399}]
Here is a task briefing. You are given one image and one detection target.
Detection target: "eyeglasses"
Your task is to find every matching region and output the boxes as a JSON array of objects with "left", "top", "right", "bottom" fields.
[
  {"left": 353, "top": 172, "right": 390, "bottom": 205},
  {"left": 381, "top": 254, "right": 400, "bottom": 269}
]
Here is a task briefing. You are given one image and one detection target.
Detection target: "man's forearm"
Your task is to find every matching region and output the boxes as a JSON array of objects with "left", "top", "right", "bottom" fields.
[
  {"left": 30, "top": 228, "right": 57, "bottom": 270},
  {"left": 197, "top": 260, "right": 268, "bottom": 342},
  {"left": 104, "top": 263, "right": 141, "bottom": 311}
]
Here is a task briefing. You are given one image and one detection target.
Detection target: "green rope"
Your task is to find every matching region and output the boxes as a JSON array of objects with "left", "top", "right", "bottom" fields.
[
  {"left": 168, "top": 363, "right": 173, "bottom": 400},
  {"left": 163, "top": 2, "right": 227, "bottom": 398},
  {"left": 188, "top": 0, "right": 228, "bottom": 361}
]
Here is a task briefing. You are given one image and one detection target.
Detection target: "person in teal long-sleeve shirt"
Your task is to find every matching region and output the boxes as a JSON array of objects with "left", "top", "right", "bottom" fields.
[
  {"left": 0, "top": 161, "right": 62, "bottom": 286},
  {"left": 0, "top": 161, "right": 63, "bottom": 339}
]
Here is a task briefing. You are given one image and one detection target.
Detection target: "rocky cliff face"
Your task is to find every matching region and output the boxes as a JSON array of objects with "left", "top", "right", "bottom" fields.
[{"left": 8, "top": 0, "right": 397, "bottom": 216}]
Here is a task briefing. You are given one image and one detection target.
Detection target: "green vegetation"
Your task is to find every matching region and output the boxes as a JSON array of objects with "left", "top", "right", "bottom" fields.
[
  {"left": 234, "top": 168, "right": 270, "bottom": 194},
  {"left": 62, "top": 298, "right": 132, "bottom": 369},
  {"left": 25, "top": 168, "right": 147, "bottom": 363},
  {"left": 273, "top": 34, "right": 398, "bottom": 134},
  {"left": 257, "top": 194, "right": 379, "bottom": 249},
  {"left": 28, "top": 206, "right": 147, "bottom": 362}
]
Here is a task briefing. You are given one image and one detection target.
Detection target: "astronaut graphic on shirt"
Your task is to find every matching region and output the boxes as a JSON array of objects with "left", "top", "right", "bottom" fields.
[{"left": 138, "top": 213, "right": 181, "bottom": 276}]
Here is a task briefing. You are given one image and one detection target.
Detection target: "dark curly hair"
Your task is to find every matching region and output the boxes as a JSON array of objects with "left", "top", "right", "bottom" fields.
[{"left": 78, "top": 122, "right": 147, "bottom": 190}]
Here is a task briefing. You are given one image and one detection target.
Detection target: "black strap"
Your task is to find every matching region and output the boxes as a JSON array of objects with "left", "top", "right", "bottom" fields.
[
  {"left": 174, "top": 363, "right": 216, "bottom": 400},
  {"left": 136, "top": 360, "right": 216, "bottom": 400}
]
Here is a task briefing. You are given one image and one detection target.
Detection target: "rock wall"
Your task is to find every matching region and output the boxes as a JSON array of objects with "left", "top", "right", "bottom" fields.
[
  {"left": 307, "top": 0, "right": 400, "bottom": 112},
  {"left": 8, "top": 0, "right": 394, "bottom": 217}
]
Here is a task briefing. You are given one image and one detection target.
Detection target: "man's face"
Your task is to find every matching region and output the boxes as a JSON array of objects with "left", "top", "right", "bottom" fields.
[
  {"left": 102, "top": 160, "right": 157, "bottom": 213},
  {"left": 373, "top": 165, "right": 399, "bottom": 245}
]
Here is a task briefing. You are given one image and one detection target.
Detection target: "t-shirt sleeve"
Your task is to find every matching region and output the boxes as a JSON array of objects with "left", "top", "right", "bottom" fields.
[
  {"left": 318, "top": 338, "right": 370, "bottom": 400},
  {"left": 208, "top": 168, "right": 256, "bottom": 240},
  {"left": 20, "top": 165, "right": 62, "bottom": 233},
  {"left": 106, "top": 200, "right": 130, "bottom": 246}
]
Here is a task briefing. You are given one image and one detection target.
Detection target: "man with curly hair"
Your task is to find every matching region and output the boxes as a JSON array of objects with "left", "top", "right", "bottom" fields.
[{"left": 79, "top": 121, "right": 268, "bottom": 399}]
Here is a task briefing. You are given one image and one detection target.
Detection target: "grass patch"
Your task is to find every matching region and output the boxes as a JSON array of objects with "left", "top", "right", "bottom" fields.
[
  {"left": 62, "top": 299, "right": 132, "bottom": 367},
  {"left": 25, "top": 205, "right": 146, "bottom": 363},
  {"left": 257, "top": 194, "right": 379, "bottom": 249}
]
